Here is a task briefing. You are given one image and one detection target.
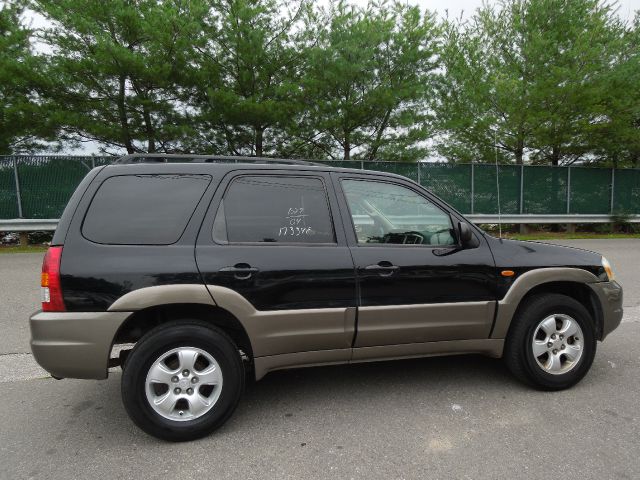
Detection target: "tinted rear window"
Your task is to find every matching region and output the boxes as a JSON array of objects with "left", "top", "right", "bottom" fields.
[
  {"left": 83, "top": 174, "right": 211, "bottom": 245},
  {"left": 214, "top": 175, "right": 335, "bottom": 244}
]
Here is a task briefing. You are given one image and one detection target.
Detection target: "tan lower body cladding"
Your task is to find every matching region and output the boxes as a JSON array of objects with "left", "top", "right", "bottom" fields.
[
  {"left": 208, "top": 285, "right": 497, "bottom": 351},
  {"left": 205, "top": 286, "right": 504, "bottom": 380}
]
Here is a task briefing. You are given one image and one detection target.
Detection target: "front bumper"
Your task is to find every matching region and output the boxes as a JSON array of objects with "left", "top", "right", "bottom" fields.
[
  {"left": 589, "top": 280, "right": 623, "bottom": 340},
  {"left": 30, "top": 311, "right": 131, "bottom": 379}
]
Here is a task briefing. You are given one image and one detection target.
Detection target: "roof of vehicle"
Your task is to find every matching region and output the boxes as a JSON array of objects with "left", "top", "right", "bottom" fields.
[{"left": 111, "top": 154, "right": 411, "bottom": 182}]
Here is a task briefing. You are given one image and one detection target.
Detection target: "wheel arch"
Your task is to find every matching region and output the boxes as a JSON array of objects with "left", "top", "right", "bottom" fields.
[
  {"left": 506, "top": 282, "right": 603, "bottom": 340},
  {"left": 492, "top": 268, "right": 603, "bottom": 339},
  {"left": 111, "top": 303, "right": 254, "bottom": 362}
]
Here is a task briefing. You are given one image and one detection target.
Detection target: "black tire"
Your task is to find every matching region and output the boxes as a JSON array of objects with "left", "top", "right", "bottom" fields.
[
  {"left": 504, "top": 293, "right": 597, "bottom": 391},
  {"left": 121, "top": 320, "right": 244, "bottom": 441}
]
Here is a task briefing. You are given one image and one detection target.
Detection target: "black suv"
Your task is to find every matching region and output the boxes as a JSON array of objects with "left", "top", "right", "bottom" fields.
[{"left": 30, "top": 154, "right": 623, "bottom": 441}]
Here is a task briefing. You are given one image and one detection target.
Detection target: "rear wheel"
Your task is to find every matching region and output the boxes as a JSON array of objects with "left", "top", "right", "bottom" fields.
[
  {"left": 121, "top": 321, "right": 244, "bottom": 441},
  {"left": 504, "top": 293, "right": 596, "bottom": 390}
]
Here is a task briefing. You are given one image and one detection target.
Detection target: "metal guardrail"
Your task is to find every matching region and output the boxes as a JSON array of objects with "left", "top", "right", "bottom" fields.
[
  {"left": 0, "top": 219, "right": 60, "bottom": 231},
  {"left": 2, "top": 214, "right": 638, "bottom": 233},
  {"left": 466, "top": 214, "right": 640, "bottom": 224},
  {"left": 356, "top": 213, "right": 640, "bottom": 226}
]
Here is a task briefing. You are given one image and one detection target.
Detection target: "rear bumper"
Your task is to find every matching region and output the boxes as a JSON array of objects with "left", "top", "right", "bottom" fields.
[
  {"left": 589, "top": 281, "right": 623, "bottom": 340},
  {"left": 30, "top": 311, "right": 131, "bottom": 379}
]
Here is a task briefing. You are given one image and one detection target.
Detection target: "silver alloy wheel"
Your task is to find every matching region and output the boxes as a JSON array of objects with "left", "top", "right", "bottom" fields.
[
  {"left": 145, "top": 347, "right": 223, "bottom": 422},
  {"left": 532, "top": 314, "right": 584, "bottom": 375}
]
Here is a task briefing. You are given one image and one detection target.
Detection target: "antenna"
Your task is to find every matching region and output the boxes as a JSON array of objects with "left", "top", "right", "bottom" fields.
[{"left": 494, "top": 128, "right": 502, "bottom": 239}]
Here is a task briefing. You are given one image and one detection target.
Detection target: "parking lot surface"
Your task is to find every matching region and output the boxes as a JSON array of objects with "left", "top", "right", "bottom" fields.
[{"left": 1, "top": 239, "right": 639, "bottom": 479}]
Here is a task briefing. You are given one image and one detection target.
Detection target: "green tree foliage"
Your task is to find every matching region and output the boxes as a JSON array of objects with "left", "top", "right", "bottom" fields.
[
  {"left": 33, "top": 0, "right": 208, "bottom": 153},
  {"left": 3, "top": 0, "right": 638, "bottom": 165},
  {"left": 525, "top": 0, "right": 627, "bottom": 165},
  {"left": 185, "top": 0, "right": 308, "bottom": 156},
  {"left": 586, "top": 13, "right": 640, "bottom": 167},
  {"left": 435, "top": 0, "right": 635, "bottom": 166},
  {"left": 0, "top": 0, "right": 55, "bottom": 154},
  {"left": 435, "top": 18, "right": 509, "bottom": 164},
  {"left": 285, "top": 1, "right": 439, "bottom": 161}
]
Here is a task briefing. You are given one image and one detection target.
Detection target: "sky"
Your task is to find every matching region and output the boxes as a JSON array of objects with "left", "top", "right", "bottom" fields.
[
  {"left": 347, "top": 0, "right": 639, "bottom": 21},
  {"left": 24, "top": 0, "right": 640, "bottom": 31}
]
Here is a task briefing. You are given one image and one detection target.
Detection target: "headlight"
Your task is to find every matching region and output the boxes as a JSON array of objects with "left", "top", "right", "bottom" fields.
[{"left": 602, "top": 257, "right": 615, "bottom": 281}]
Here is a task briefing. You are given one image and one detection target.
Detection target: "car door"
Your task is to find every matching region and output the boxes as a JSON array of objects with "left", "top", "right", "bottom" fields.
[
  {"left": 331, "top": 172, "right": 497, "bottom": 348},
  {"left": 195, "top": 170, "right": 357, "bottom": 359}
]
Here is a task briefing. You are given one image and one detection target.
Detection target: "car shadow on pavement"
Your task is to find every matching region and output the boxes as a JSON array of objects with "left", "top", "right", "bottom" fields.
[
  {"left": 55, "top": 350, "right": 611, "bottom": 445},
  {"left": 246, "top": 353, "right": 516, "bottom": 397},
  {"left": 70, "top": 354, "right": 511, "bottom": 438}
]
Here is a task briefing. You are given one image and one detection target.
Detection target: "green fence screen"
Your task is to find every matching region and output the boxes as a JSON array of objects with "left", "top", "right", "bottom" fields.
[
  {"left": 417, "top": 162, "right": 471, "bottom": 212},
  {"left": 473, "top": 164, "right": 521, "bottom": 215},
  {"left": 570, "top": 167, "right": 612, "bottom": 214},
  {"left": 523, "top": 166, "right": 567, "bottom": 214},
  {"left": 17, "top": 157, "right": 95, "bottom": 218},
  {"left": 1, "top": 156, "right": 639, "bottom": 220},
  {"left": 613, "top": 168, "right": 640, "bottom": 214},
  {"left": 0, "top": 160, "right": 19, "bottom": 218}
]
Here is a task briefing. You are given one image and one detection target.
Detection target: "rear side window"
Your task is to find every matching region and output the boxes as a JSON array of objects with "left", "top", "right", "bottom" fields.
[
  {"left": 83, "top": 174, "right": 211, "bottom": 245},
  {"left": 213, "top": 175, "right": 335, "bottom": 244}
]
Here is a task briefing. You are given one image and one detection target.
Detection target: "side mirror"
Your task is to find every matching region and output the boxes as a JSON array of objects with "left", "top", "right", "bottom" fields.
[{"left": 458, "top": 221, "right": 477, "bottom": 248}]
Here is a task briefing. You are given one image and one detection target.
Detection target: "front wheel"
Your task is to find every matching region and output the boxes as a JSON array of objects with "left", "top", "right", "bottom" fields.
[
  {"left": 121, "top": 321, "right": 244, "bottom": 441},
  {"left": 504, "top": 293, "right": 597, "bottom": 390}
]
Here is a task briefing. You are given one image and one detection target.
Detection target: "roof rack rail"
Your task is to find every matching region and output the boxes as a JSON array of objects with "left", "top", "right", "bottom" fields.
[{"left": 115, "top": 153, "right": 324, "bottom": 167}]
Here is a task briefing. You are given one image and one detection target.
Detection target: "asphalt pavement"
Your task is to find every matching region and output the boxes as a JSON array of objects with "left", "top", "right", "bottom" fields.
[{"left": 1, "top": 239, "right": 639, "bottom": 479}]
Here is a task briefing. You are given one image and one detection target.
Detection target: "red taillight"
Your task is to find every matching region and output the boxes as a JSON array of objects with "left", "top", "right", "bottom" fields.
[{"left": 41, "top": 246, "right": 65, "bottom": 312}]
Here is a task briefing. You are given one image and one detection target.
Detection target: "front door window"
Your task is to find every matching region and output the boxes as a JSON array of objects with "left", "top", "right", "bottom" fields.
[{"left": 341, "top": 179, "right": 455, "bottom": 246}]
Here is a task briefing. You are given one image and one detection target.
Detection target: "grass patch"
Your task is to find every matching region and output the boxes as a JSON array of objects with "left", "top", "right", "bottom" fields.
[
  {"left": 0, "top": 245, "right": 48, "bottom": 254},
  {"left": 504, "top": 232, "right": 640, "bottom": 241}
]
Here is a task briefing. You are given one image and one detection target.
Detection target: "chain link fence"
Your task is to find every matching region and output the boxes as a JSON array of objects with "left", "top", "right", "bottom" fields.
[{"left": 1, "top": 155, "right": 639, "bottom": 219}]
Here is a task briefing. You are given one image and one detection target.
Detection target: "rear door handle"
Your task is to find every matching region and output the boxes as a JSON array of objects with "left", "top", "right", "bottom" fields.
[
  {"left": 219, "top": 264, "right": 259, "bottom": 280},
  {"left": 364, "top": 262, "right": 399, "bottom": 277}
]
